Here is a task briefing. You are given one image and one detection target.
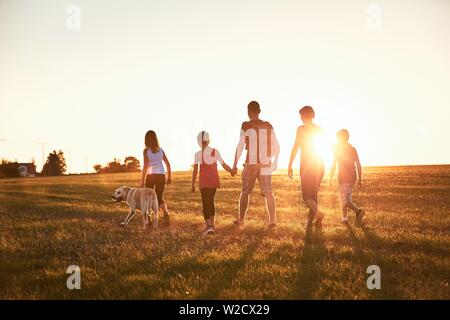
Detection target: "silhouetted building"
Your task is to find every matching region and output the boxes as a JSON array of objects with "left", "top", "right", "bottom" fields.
[{"left": 18, "top": 163, "right": 37, "bottom": 177}]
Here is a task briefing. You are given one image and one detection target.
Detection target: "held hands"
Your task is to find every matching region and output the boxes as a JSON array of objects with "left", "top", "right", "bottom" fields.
[{"left": 231, "top": 166, "right": 238, "bottom": 177}]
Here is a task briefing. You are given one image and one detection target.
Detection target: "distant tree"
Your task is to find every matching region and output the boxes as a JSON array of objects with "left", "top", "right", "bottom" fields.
[
  {"left": 0, "top": 160, "right": 20, "bottom": 178},
  {"left": 93, "top": 164, "right": 103, "bottom": 174},
  {"left": 105, "top": 158, "right": 125, "bottom": 173},
  {"left": 93, "top": 156, "right": 141, "bottom": 174},
  {"left": 124, "top": 156, "right": 140, "bottom": 172},
  {"left": 42, "top": 150, "right": 67, "bottom": 176}
]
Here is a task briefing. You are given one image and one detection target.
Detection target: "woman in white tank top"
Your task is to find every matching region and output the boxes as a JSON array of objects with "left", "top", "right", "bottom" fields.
[
  {"left": 140, "top": 130, "right": 172, "bottom": 225},
  {"left": 146, "top": 147, "right": 165, "bottom": 174}
]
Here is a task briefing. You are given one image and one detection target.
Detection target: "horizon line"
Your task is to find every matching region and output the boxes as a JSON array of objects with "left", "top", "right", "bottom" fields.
[{"left": 66, "top": 163, "right": 450, "bottom": 175}]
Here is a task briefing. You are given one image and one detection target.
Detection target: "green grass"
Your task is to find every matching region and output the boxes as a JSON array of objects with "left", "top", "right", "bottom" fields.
[{"left": 0, "top": 165, "right": 449, "bottom": 299}]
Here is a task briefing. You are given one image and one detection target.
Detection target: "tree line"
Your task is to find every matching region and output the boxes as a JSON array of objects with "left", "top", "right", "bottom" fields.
[
  {"left": 93, "top": 156, "right": 140, "bottom": 174},
  {"left": 0, "top": 150, "right": 67, "bottom": 178},
  {"left": 0, "top": 151, "right": 140, "bottom": 178}
]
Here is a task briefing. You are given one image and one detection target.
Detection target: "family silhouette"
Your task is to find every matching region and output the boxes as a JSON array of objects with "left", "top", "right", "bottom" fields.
[{"left": 140, "top": 101, "right": 365, "bottom": 237}]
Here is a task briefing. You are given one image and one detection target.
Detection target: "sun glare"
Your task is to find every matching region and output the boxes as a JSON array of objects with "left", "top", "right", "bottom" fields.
[{"left": 312, "top": 133, "right": 334, "bottom": 167}]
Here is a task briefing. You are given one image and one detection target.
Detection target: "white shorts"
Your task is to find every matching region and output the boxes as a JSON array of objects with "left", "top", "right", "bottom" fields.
[{"left": 339, "top": 183, "right": 354, "bottom": 205}]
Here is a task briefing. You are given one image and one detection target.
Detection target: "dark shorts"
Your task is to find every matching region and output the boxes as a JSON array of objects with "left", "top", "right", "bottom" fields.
[
  {"left": 145, "top": 174, "right": 166, "bottom": 206},
  {"left": 300, "top": 166, "right": 324, "bottom": 203}
]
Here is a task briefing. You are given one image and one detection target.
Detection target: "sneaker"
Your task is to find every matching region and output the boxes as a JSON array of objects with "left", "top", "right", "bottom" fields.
[
  {"left": 201, "top": 226, "right": 215, "bottom": 237},
  {"left": 356, "top": 209, "right": 365, "bottom": 224},
  {"left": 341, "top": 216, "right": 349, "bottom": 223}
]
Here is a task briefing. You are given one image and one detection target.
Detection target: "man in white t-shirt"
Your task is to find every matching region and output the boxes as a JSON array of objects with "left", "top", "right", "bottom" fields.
[{"left": 232, "top": 101, "right": 280, "bottom": 227}]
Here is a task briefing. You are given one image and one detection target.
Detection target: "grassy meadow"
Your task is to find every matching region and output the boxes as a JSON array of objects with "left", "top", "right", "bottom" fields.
[{"left": 0, "top": 165, "right": 449, "bottom": 299}]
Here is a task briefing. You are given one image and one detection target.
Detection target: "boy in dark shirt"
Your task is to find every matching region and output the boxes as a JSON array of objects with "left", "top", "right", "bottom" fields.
[{"left": 330, "top": 129, "right": 365, "bottom": 224}]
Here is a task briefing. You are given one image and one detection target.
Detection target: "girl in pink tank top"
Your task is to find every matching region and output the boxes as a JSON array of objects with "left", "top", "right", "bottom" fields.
[
  {"left": 191, "top": 131, "right": 235, "bottom": 237},
  {"left": 199, "top": 147, "right": 221, "bottom": 189}
]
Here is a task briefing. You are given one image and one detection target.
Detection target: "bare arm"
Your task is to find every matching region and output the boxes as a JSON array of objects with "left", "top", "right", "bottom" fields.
[
  {"left": 163, "top": 151, "right": 172, "bottom": 184},
  {"left": 232, "top": 130, "right": 246, "bottom": 171},
  {"left": 191, "top": 164, "right": 198, "bottom": 192},
  {"left": 140, "top": 149, "right": 148, "bottom": 188},
  {"left": 221, "top": 162, "right": 233, "bottom": 175},
  {"left": 355, "top": 151, "right": 362, "bottom": 186},
  {"left": 213, "top": 149, "right": 234, "bottom": 176},
  {"left": 330, "top": 157, "right": 337, "bottom": 185},
  {"left": 288, "top": 127, "right": 301, "bottom": 179}
]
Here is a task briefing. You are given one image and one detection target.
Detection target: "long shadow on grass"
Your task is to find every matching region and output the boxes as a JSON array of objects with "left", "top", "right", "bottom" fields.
[
  {"left": 82, "top": 224, "right": 245, "bottom": 299},
  {"left": 81, "top": 243, "right": 187, "bottom": 298},
  {"left": 359, "top": 224, "right": 449, "bottom": 257},
  {"left": 360, "top": 225, "right": 384, "bottom": 248},
  {"left": 196, "top": 226, "right": 268, "bottom": 299},
  {"left": 149, "top": 224, "right": 268, "bottom": 299},
  {"left": 290, "top": 225, "right": 327, "bottom": 299},
  {"left": 346, "top": 224, "right": 369, "bottom": 259},
  {"left": 345, "top": 224, "right": 390, "bottom": 299}
]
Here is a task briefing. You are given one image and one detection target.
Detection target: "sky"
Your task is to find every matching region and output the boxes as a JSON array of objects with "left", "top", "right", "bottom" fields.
[{"left": 0, "top": 0, "right": 449, "bottom": 173}]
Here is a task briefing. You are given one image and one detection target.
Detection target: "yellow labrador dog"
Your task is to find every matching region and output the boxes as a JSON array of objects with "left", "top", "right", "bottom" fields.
[{"left": 112, "top": 186, "right": 159, "bottom": 229}]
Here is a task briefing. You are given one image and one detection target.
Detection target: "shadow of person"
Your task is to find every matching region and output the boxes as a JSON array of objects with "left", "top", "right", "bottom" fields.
[
  {"left": 344, "top": 222, "right": 389, "bottom": 299},
  {"left": 85, "top": 223, "right": 267, "bottom": 299},
  {"left": 196, "top": 226, "right": 268, "bottom": 299},
  {"left": 360, "top": 224, "right": 384, "bottom": 249},
  {"left": 305, "top": 224, "right": 313, "bottom": 245},
  {"left": 345, "top": 222, "right": 386, "bottom": 266},
  {"left": 345, "top": 223, "right": 365, "bottom": 258},
  {"left": 291, "top": 224, "right": 326, "bottom": 299}
]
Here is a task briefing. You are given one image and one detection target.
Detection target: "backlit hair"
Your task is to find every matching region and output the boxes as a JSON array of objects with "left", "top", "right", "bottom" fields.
[
  {"left": 336, "top": 129, "right": 350, "bottom": 142},
  {"left": 145, "top": 130, "right": 160, "bottom": 153},
  {"left": 299, "top": 106, "right": 315, "bottom": 119}
]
